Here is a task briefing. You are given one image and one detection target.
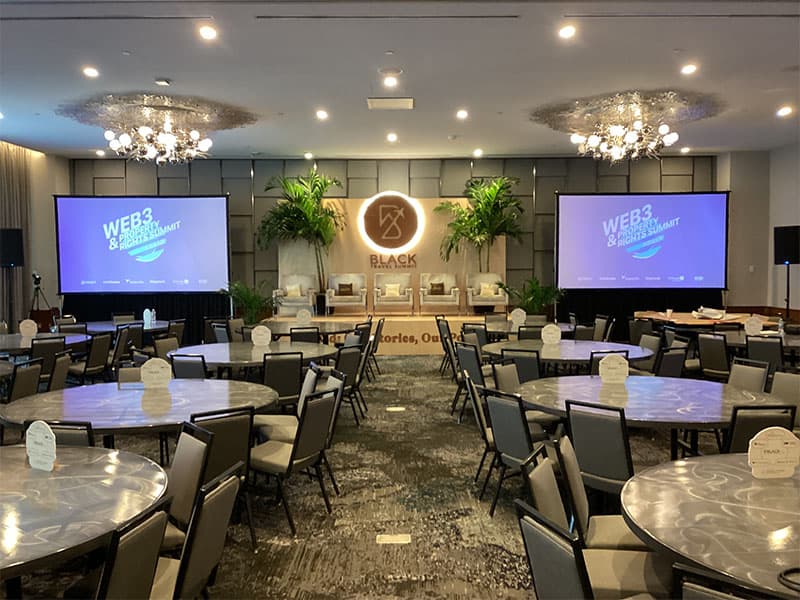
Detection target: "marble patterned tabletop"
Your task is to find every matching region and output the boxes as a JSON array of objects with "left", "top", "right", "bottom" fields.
[
  {"left": 484, "top": 321, "right": 574, "bottom": 335},
  {"left": 0, "top": 333, "right": 91, "bottom": 355},
  {"left": 621, "top": 454, "right": 800, "bottom": 599},
  {"left": 0, "top": 445, "right": 167, "bottom": 579},
  {"left": 86, "top": 320, "right": 170, "bottom": 334},
  {"left": 260, "top": 320, "right": 357, "bottom": 337},
  {"left": 482, "top": 339, "right": 653, "bottom": 365},
  {"left": 0, "top": 379, "right": 277, "bottom": 434},
  {"left": 514, "top": 375, "right": 778, "bottom": 428},
  {"left": 172, "top": 341, "right": 338, "bottom": 368}
]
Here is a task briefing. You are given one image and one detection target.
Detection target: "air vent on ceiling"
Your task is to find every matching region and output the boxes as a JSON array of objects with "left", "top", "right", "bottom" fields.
[{"left": 367, "top": 97, "right": 414, "bottom": 110}]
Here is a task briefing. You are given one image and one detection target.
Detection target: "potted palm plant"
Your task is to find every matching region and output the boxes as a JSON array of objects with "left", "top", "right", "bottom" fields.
[
  {"left": 434, "top": 176, "right": 523, "bottom": 272},
  {"left": 499, "top": 277, "right": 563, "bottom": 319},
  {"left": 221, "top": 281, "right": 278, "bottom": 324}
]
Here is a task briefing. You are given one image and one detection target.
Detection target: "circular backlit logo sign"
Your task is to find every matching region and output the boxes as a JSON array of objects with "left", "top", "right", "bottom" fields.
[{"left": 357, "top": 191, "right": 425, "bottom": 255}]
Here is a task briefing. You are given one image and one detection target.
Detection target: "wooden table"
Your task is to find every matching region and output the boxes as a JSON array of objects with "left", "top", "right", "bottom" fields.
[
  {"left": 0, "top": 446, "right": 167, "bottom": 581},
  {"left": 482, "top": 339, "right": 653, "bottom": 366},
  {"left": 622, "top": 454, "right": 800, "bottom": 599},
  {"left": 86, "top": 320, "right": 170, "bottom": 334},
  {"left": 172, "top": 341, "right": 338, "bottom": 369},
  {"left": 0, "top": 333, "right": 91, "bottom": 356},
  {"left": 720, "top": 330, "right": 800, "bottom": 350}
]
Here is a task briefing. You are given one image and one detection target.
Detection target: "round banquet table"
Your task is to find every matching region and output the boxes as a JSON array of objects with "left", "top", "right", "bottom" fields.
[
  {"left": 0, "top": 445, "right": 167, "bottom": 581},
  {"left": 85, "top": 320, "right": 170, "bottom": 334},
  {"left": 621, "top": 454, "right": 800, "bottom": 599},
  {"left": 484, "top": 321, "right": 574, "bottom": 337},
  {"left": 172, "top": 341, "right": 338, "bottom": 369},
  {"left": 0, "top": 333, "right": 91, "bottom": 355},
  {"left": 0, "top": 379, "right": 277, "bottom": 435},
  {"left": 260, "top": 320, "right": 356, "bottom": 343},
  {"left": 482, "top": 339, "right": 653, "bottom": 365}
]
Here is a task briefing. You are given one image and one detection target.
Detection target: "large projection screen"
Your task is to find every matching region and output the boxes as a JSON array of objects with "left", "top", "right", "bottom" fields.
[
  {"left": 55, "top": 195, "right": 230, "bottom": 293},
  {"left": 556, "top": 192, "right": 728, "bottom": 290}
]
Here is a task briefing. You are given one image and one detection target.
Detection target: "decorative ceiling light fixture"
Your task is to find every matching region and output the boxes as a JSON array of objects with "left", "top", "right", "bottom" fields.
[
  {"left": 379, "top": 67, "right": 403, "bottom": 88},
  {"left": 58, "top": 92, "right": 257, "bottom": 164},
  {"left": 531, "top": 89, "right": 722, "bottom": 163}
]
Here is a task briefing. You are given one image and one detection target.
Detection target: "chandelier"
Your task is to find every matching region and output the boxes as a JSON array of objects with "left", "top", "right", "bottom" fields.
[
  {"left": 531, "top": 89, "right": 722, "bottom": 163},
  {"left": 58, "top": 93, "right": 258, "bottom": 164}
]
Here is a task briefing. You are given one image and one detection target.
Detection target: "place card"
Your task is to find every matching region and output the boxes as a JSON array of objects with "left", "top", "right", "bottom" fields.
[
  {"left": 26, "top": 420, "right": 56, "bottom": 472},
  {"left": 251, "top": 325, "right": 272, "bottom": 346},
  {"left": 140, "top": 357, "right": 172, "bottom": 388},
  {"left": 510, "top": 308, "right": 527, "bottom": 327},
  {"left": 744, "top": 316, "right": 763, "bottom": 336},
  {"left": 296, "top": 309, "right": 312, "bottom": 325},
  {"left": 599, "top": 353, "right": 629, "bottom": 384},
  {"left": 541, "top": 323, "right": 561, "bottom": 344},
  {"left": 748, "top": 426, "right": 800, "bottom": 479},
  {"left": 18, "top": 319, "right": 38, "bottom": 337}
]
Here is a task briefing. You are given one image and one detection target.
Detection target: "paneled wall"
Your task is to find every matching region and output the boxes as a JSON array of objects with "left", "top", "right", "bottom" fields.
[{"left": 71, "top": 155, "right": 714, "bottom": 292}]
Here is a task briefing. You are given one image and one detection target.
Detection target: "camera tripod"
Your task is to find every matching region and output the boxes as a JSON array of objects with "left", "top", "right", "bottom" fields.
[{"left": 30, "top": 283, "right": 52, "bottom": 312}]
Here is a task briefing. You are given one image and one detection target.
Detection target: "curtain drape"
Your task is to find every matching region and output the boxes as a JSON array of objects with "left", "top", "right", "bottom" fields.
[{"left": 0, "top": 141, "right": 32, "bottom": 332}]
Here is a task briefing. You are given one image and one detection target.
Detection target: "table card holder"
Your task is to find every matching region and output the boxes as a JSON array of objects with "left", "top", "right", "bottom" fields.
[
  {"left": 26, "top": 420, "right": 56, "bottom": 472},
  {"left": 141, "top": 358, "right": 172, "bottom": 388},
  {"left": 296, "top": 309, "right": 312, "bottom": 325},
  {"left": 19, "top": 318, "right": 38, "bottom": 337},
  {"left": 143, "top": 308, "right": 152, "bottom": 328},
  {"left": 510, "top": 308, "right": 526, "bottom": 328},
  {"left": 599, "top": 354, "right": 629, "bottom": 384},
  {"left": 541, "top": 323, "right": 561, "bottom": 344},
  {"left": 748, "top": 426, "right": 800, "bottom": 479},
  {"left": 744, "top": 316, "right": 763, "bottom": 336},
  {"left": 251, "top": 325, "right": 272, "bottom": 346}
]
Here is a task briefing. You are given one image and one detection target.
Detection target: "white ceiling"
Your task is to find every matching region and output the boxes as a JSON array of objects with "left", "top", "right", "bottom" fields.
[{"left": 0, "top": 0, "right": 798, "bottom": 159}]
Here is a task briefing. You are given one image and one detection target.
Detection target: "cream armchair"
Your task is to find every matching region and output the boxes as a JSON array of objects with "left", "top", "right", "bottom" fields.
[
  {"left": 466, "top": 272, "right": 508, "bottom": 311},
  {"left": 373, "top": 272, "right": 414, "bottom": 314},
  {"left": 273, "top": 274, "right": 316, "bottom": 316},
  {"left": 419, "top": 273, "right": 460, "bottom": 313},
  {"left": 326, "top": 273, "right": 368, "bottom": 315}
]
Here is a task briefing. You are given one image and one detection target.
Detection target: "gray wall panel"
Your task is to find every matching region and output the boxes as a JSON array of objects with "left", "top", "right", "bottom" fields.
[
  {"left": 410, "top": 159, "right": 441, "bottom": 179},
  {"left": 347, "top": 160, "right": 377, "bottom": 178},
  {"left": 506, "top": 233, "right": 534, "bottom": 269},
  {"left": 506, "top": 269, "right": 534, "bottom": 290},
  {"left": 284, "top": 159, "right": 309, "bottom": 178},
  {"left": 661, "top": 175, "right": 693, "bottom": 192},
  {"left": 378, "top": 160, "right": 409, "bottom": 194},
  {"left": 471, "top": 158, "right": 503, "bottom": 178},
  {"left": 566, "top": 159, "right": 597, "bottom": 192},
  {"left": 693, "top": 157, "right": 713, "bottom": 191},
  {"left": 125, "top": 161, "right": 157, "bottom": 195},
  {"left": 157, "top": 163, "right": 188, "bottom": 178},
  {"left": 410, "top": 178, "right": 440, "bottom": 198},
  {"left": 348, "top": 178, "right": 378, "bottom": 198},
  {"left": 516, "top": 196, "right": 535, "bottom": 232},
  {"left": 94, "top": 160, "right": 125, "bottom": 179},
  {"left": 440, "top": 159, "right": 471, "bottom": 196},
  {"left": 158, "top": 177, "right": 189, "bottom": 195},
  {"left": 189, "top": 160, "right": 222, "bottom": 195},
  {"left": 230, "top": 253, "right": 254, "bottom": 287},
  {"left": 534, "top": 251, "right": 555, "bottom": 286},
  {"left": 94, "top": 178, "right": 125, "bottom": 196},
  {"left": 223, "top": 178, "right": 253, "bottom": 215},
  {"left": 661, "top": 157, "right": 693, "bottom": 175},
  {"left": 229, "top": 215, "right": 253, "bottom": 253},
  {"left": 534, "top": 176, "right": 564, "bottom": 214},
  {"left": 73, "top": 160, "right": 94, "bottom": 195},
  {"left": 629, "top": 159, "right": 661, "bottom": 192},
  {"left": 221, "top": 160, "right": 251, "bottom": 179},
  {"left": 598, "top": 161, "right": 629, "bottom": 176},
  {"left": 253, "top": 160, "right": 284, "bottom": 196},
  {"left": 597, "top": 176, "right": 629, "bottom": 192},
  {"left": 504, "top": 159, "right": 534, "bottom": 195},
  {"left": 534, "top": 215, "right": 555, "bottom": 251},
  {"left": 536, "top": 158, "right": 568, "bottom": 177}
]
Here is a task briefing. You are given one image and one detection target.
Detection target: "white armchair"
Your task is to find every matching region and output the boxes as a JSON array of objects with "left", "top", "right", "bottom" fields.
[
  {"left": 466, "top": 272, "right": 508, "bottom": 311},
  {"left": 273, "top": 274, "right": 316, "bottom": 316},
  {"left": 326, "top": 273, "right": 368, "bottom": 315},
  {"left": 374, "top": 273, "right": 414, "bottom": 314},
  {"left": 419, "top": 273, "right": 460, "bottom": 313}
]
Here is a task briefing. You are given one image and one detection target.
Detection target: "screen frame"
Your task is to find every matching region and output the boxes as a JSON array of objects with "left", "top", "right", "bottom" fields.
[
  {"left": 554, "top": 190, "right": 730, "bottom": 291},
  {"left": 54, "top": 194, "right": 231, "bottom": 295}
]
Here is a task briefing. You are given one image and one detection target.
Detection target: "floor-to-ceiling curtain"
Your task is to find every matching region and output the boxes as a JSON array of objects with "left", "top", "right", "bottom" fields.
[{"left": 0, "top": 141, "right": 32, "bottom": 332}]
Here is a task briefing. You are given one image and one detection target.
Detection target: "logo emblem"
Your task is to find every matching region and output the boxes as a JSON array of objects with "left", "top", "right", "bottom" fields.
[{"left": 358, "top": 191, "right": 425, "bottom": 254}]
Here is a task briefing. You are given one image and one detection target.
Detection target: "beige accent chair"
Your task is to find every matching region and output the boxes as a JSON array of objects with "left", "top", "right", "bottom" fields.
[
  {"left": 273, "top": 274, "right": 316, "bottom": 316},
  {"left": 419, "top": 273, "right": 460, "bottom": 313},
  {"left": 326, "top": 273, "right": 367, "bottom": 315},
  {"left": 466, "top": 272, "right": 508, "bottom": 311},
  {"left": 373, "top": 272, "right": 414, "bottom": 314}
]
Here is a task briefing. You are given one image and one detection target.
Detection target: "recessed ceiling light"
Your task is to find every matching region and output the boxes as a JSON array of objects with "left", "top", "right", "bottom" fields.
[
  {"left": 82, "top": 66, "right": 99, "bottom": 78},
  {"left": 681, "top": 63, "right": 698, "bottom": 75},
  {"left": 121, "top": 50, "right": 132, "bottom": 56},
  {"left": 472, "top": 148, "right": 483, "bottom": 158},
  {"left": 154, "top": 78, "right": 172, "bottom": 87},
  {"left": 776, "top": 105, "right": 794, "bottom": 118},
  {"left": 558, "top": 25, "right": 576, "bottom": 39},
  {"left": 95, "top": 150, "right": 106, "bottom": 157},
  {"left": 383, "top": 75, "right": 398, "bottom": 88},
  {"left": 303, "top": 152, "right": 314, "bottom": 160},
  {"left": 386, "top": 132, "right": 398, "bottom": 143},
  {"left": 198, "top": 25, "right": 217, "bottom": 40},
  {"left": 680, "top": 147, "right": 691, "bottom": 154},
  {"left": 315, "top": 109, "right": 329, "bottom": 121},
  {"left": 456, "top": 109, "right": 469, "bottom": 120}
]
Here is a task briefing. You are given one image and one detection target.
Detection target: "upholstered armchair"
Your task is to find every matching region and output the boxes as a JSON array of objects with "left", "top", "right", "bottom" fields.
[
  {"left": 273, "top": 274, "right": 316, "bottom": 316},
  {"left": 419, "top": 273, "right": 459, "bottom": 313},
  {"left": 326, "top": 273, "right": 368, "bottom": 315},
  {"left": 373, "top": 272, "right": 414, "bottom": 314},
  {"left": 466, "top": 272, "right": 508, "bottom": 311}
]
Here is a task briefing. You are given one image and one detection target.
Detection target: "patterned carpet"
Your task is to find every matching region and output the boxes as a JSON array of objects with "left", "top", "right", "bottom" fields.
[{"left": 18, "top": 355, "right": 702, "bottom": 599}]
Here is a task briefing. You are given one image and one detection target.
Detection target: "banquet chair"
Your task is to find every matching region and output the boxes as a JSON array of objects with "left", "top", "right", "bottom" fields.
[
  {"left": 153, "top": 335, "right": 180, "bottom": 360},
  {"left": 68, "top": 333, "right": 112, "bottom": 384},
  {"left": 249, "top": 390, "right": 337, "bottom": 535},
  {"left": 151, "top": 465, "right": 241, "bottom": 599},
  {"left": 350, "top": 337, "right": 372, "bottom": 414},
  {"left": 746, "top": 335, "right": 784, "bottom": 376},
  {"left": 453, "top": 341, "right": 491, "bottom": 420},
  {"left": 106, "top": 325, "right": 131, "bottom": 371},
  {"left": 627, "top": 318, "right": 654, "bottom": 346},
  {"left": 24, "top": 419, "right": 95, "bottom": 446},
  {"left": 212, "top": 323, "right": 230, "bottom": 343},
  {"left": 462, "top": 322, "right": 490, "bottom": 352},
  {"left": 58, "top": 322, "right": 88, "bottom": 356},
  {"left": 592, "top": 315, "right": 610, "bottom": 341},
  {"left": 290, "top": 326, "right": 320, "bottom": 344},
  {"left": 565, "top": 400, "right": 634, "bottom": 496},
  {"left": 628, "top": 333, "right": 661, "bottom": 375},
  {"left": 262, "top": 351, "right": 304, "bottom": 408},
  {"left": 47, "top": 350, "right": 72, "bottom": 391},
  {"left": 126, "top": 321, "right": 144, "bottom": 350},
  {"left": 255, "top": 362, "right": 320, "bottom": 440},
  {"left": 30, "top": 336, "right": 66, "bottom": 384},
  {"left": 652, "top": 346, "right": 687, "bottom": 378},
  {"left": 574, "top": 325, "right": 594, "bottom": 341},
  {"left": 227, "top": 317, "right": 246, "bottom": 343},
  {"left": 517, "top": 325, "right": 543, "bottom": 341},
  {"left": 203, "top": 317, "right": 228, "bottom": 344},
  {"left": 1, "top": 358, "right": 43, "bottom": 445},
  {"left": 727, "top": 358, "right": 769, "bottom": 393},
  {"left": 698, "top": 333, "right": 730, "bottom": 381},
  {"left": 501, "top": 348, "right": 542, "bottom": 382},
  {"left": 315, "top": 370, "right": 346, "bottom": 495},
  {"left": 167, "top": 319, "right": 186, "bottom": 346},
  {"left": 770, "top": 372, "right": 800, "bottom": 430},
  {"left": 331, "top": 345, "right": 363, "bottom": 425},
  {"left": 367, "top": 317, "right": 385, "bottom": 378},
  {"left": 111, "top": 312, "right": 136, "bottom": 325},
  {"left": 54, "top": 315, "right": 77, "bottom": 327},
  {"left": 171, "top": 354, "right": 208, "bottom": 379},
  {"left": 589, "top": 350, "right": 629, "bottom": 376},
  {"left": 724, "top": 405, "right": 797, "bottom": 453},
  {"left": 493, "top": 361, "right": 559, "bottom": 436},
  {"left": 674, "top": 562, "right": 779, "bottom": 600},
  {"left": 116, "top": 366, "right": 141, "bottom": 383},
  {"left": 464, "top": 371, "right": 496, "bottom": 485},
  {"left": 713, "top": 322, "right": 742, "bottom": 332},
  {"left": 436, "top": 316, "right": 454, "bottom": 376}
]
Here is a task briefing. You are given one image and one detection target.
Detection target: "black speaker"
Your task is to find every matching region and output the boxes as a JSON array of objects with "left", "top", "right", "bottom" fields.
[
  {"left": 0, "top": 228, "right": 24, "bottom": 267},
  {"left": 774, "top": 226, "right": 800, "bottom": 265}
]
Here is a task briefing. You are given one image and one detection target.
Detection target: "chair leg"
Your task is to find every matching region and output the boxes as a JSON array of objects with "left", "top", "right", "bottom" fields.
[
  {"left": 489, "top": 463, "right": 508, "bottom": 517},
  {"left": 457, "top": 393, "right": 469, "bottom": 424},
  {"left": 450, "top": 382, "right": 464, "bottom": 415},
  {"left": 357, "top": 389, "right": 368, "bottom": 413},
  {"left": 479, "top": 454, "right": 497, "bottom": 500},
  {"left": 322, "top": 451, "right": 340, "bottom": 496},
  {"left": 353, "top": 392, "right": 365, "bottom": 418},
  {"left": 242, "top": 491, "right": 257, "bottom": 550},
  {"left": 370, "top": 354, "right": 381, "bottom": 375},
  {"left": 276, "top": 477, "right": 296, "bottom": 536},
  {"left": 475, "top": 446, "right": 489, "bottom": 483},
  {"left": 314, "top": 464, "right": 332, "bottom": 514},
  {"left": 348, "top": 398, "right": 360, "bottom": 426}
]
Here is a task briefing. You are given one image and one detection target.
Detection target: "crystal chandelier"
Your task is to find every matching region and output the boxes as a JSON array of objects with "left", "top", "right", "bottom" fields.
[
  {"left": 531, "top": 89, "right": 722, "bottom": 163},
  {"left": 103, "top": 116, "right": 213, "bottom": 164}
]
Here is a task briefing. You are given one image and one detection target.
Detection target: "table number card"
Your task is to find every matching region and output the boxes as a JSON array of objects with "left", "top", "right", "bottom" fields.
[
  {"left": 541, "top": 323, "right": 561, "bottom": 344},
  {"left": 510, "top": 308, "right": 526, "bottom": 327},
  {"left": 744, "top": 316, "right": 763, "bottom": 336},
  {"left": 26, "top": 420, "right": 56, "bottom": 471},
  {"left": 296, "top": 309, "right": 312, "bottom": 325},
  {"left": 251, "top": 325, "right": 272, "bottom": 346},
  {"left": 599, "top": 354, "right": 629, "bottom": 384},
  {"left": 748, "top": 426, "right": 800, "bottom": 479},
  {"left": 19, "top": 319, "right": 38, "bottom": 337},
  {"left": 141, "top": 358, "right": 172, "bottom": 388}
]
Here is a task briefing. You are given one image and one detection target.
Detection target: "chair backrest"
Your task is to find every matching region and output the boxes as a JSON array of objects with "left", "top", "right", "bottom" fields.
[
  {"left": 9, "top": 358, "right": 44, "bottom": 401},
  {"left": 191, "top": 406, "right": 254, "bottom": 483},
  {"left": 568, "top": 312, "right": 577, "bottom": 328},
  {"left": 674, "top": 562, "right": 777, "bottom": 600},
  {"left": 96, "top": 499, "right": 169, "bottom": 600},
  {"left": 466, "top": 272, "right": 504, "bottom": 293},
  {"left": 168, "top": 319, "right": 186, "bottom": 346},
  {"left": 698, "top": 333, "right": 730, "bottom": 374},
  {"left": 58, "top": 322, "right": 87, "bottom": 335},
  {"left": 461, "top": 331, "right": 484, "bottom": 362},
  {"left": 227, "top": 318, "right": 245, "bottom": 343},
  {"left": 153, "top": 335, "right": 179, "bottom": 359},
  {"left": 603, "top": 317, "right": 616, "bottom": 341},
  {"left": 296, "top": 363, "right": 321, "bottom": 416},
  {"left": 501, "top": 348, "right": 541, "bottom": 383},
  {"left": 117, "top": 366, "right": 141, "bottom": 383},
  {"left": 109, "top": 325, "right": 131, "bottom": 367},
  {"left": 112, "top": 312, "right": 135, "bottom": 325},
  {"left": 30, "top": 336, "right": 66, "bottom": 376},
  {"left": 464, "top": 371, "right": 490, "bottom": 444},
  {"left": 566, "top": 400, "right": 634, "bottom": 494},
  {"left": 492, "top": 362, "right": 520, "bottom": 393},
  {"left": 573, "top": 325, "right": 593, "bottom": 340},
  {"left": 728, "top": 358, "right": 769, "bottom": 393},
  {"left": 167, "top": 422, "right": 214, "bottom": 528},
  {"left": 637, "top": 333, "right": 662, "bottom": 372},
  {"left": 354, "top": 321, "right": 372, "bottom": 345},
  {"left": 522, "top": 452, "right": 570, "bottom": 531},
  {"left": 725, "top": 405, "right": 797, "bottom": 453},
  {"left": 517, "top": 325, "right": 543, "bottom": 341},
  {"left": 290, "top": 326, "right": 320, "bottom": 344},
  {"left": 126, "top": 321, "right": 144, "bottom": 349},
  {"left": 82, "top": 333, "right": 112, "bottom": 374},
  {"left": 47, "top": 350, "right": 72, "bottom": 391},
  {"left": 370, "top": 317, "right": 385, "bottom": 355},
  {"left": 455, "top": 341, "right": 484, "bottom": 386},
  {"left": 291, "top": 389, "right": 337, "bottom": 467},
  {"left": 354, "top": 337, "right": 373, "bottom": 388},
  {"left": 482, "top": 387, "right": 534, "bottom": 463},
  {"left": 592, "top": 315, "right": 609, "bottom": 341},
  {"left": 342, "top": 332, "right": 361, "bottom": 347},
  {"left": 420, "top": 273, "right": 456, "bottom": 293},
  {"left": 212, "top": 322, "right": 230, "bottom": 343},
  {"left": 55, "top": 315, "right": 77, "bottom": 326},
  {"left": 24, "top": 419, "right": 94, "bottom": 446},
  {"left": 654, "top": 346, "right": 687, "bottom": 377},
  {"left": 462, "top": 323, "right": 489, "bottom": 348},
  {"left": 322, "top": 369, "right": 346, "bottom": 446},
  {"left": 484, "top": 313, "right": 507, "bottom": 327},
  {"left": 442, "top": 333, "right": 460, "bottom": 380},
  {"left": 746, "top": 335, "right": 784, "bottom": 375},
  {"left": 589, "top": 350, "right": 628, "bottom": 376},
  {"left": 263, "top": 352, "right": 303, "bottom": 403},
  {"left": 173, "top": 466, "right": 241, "bottom": 600},
  {"left": 770, "top": 372, "right": 800, "bottom": 427},
  {"left": 550, "top": 435, "right": 591, "bottom": 542},
  {"left": 171, "top": 354, "right": 208, "bottom": 379},
  {"left": 515, "top": 499, "right": 593, "bottom": 600},
  {"left": 203, "top": 317, "right": 228, "bottom": 344}
]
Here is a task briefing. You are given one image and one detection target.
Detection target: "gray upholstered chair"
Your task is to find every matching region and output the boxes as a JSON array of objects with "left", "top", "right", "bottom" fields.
[
  {"left": 466, "top": 273, "right": 508, "bottom": 311},
  {"left": 419, "top": 273, "right": 460, "bottom": 313},
  {"left": 373, "top": 272, "right": 414, "bottom": 314},
  {"left": 68, "top": 333, "right": 112, "bottom": 384},
  {"left": 30, "top": 336, "right": 66, "bottom": 384},
  {"left": 167, "top": 319, "right": 186, "bottom": 346},
  {"left": 154, "top": 335, "right": 180, "bottom": 359},
  {"left": 728, "top": 358, "right": 769, "bottom": 393},
  {"left": 464, "top": 371, "right": 496, "bottom": 487},
  {"left": 262, "top": 351, "right": 304, "bottom": 408},
  {"left": 770, "top": 372, "right": 800, "bottom": 431},
  {"left": 500, "top": 348, "right": 541, "bottom": 383},
  {"left": 493, "top": 361, "right": 559, "bottom": 437},
  {"left": 171, "top": 354, "right": 208, "bottom": 379},
  {"left": 746, "top": 335, "right": 784, "bottom": 376},
  {"left": 106, "top": 325, "right": 131, "bottom": 370},
  {"left": 116, "top": 366, "right": 141, "bottom": 383},
  {"left": 698, "top": 333, "right": 730, "bottom": 381},
  {"left": 47, "top": 350, "right": 72, "bottom": 391},
  {"left": 592, "top": 315, "right": 610, "bottom": 341},
  {"left": 273, "top": 274, "right": 316, "bottom": 316},
  {"left": 326, "top": 273, "right": 367, "bottom": 315},
  {"left": 724, "top": 405, "right": 797, "bottom": 453},
  {"left": 111, "top": 312, "right": 135, "bottom": 325},
  {"left": 589, "top": 350, "right": 629, "bottom": 376},
  {"left": 654, "top": 346, "right": 687, "bottom": 378},
  {"left": 628, "top": 333, "right": 661, "bottom": 375},
  {"left": 255, "top": 361, "right": 319, "bottom": 440}
]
